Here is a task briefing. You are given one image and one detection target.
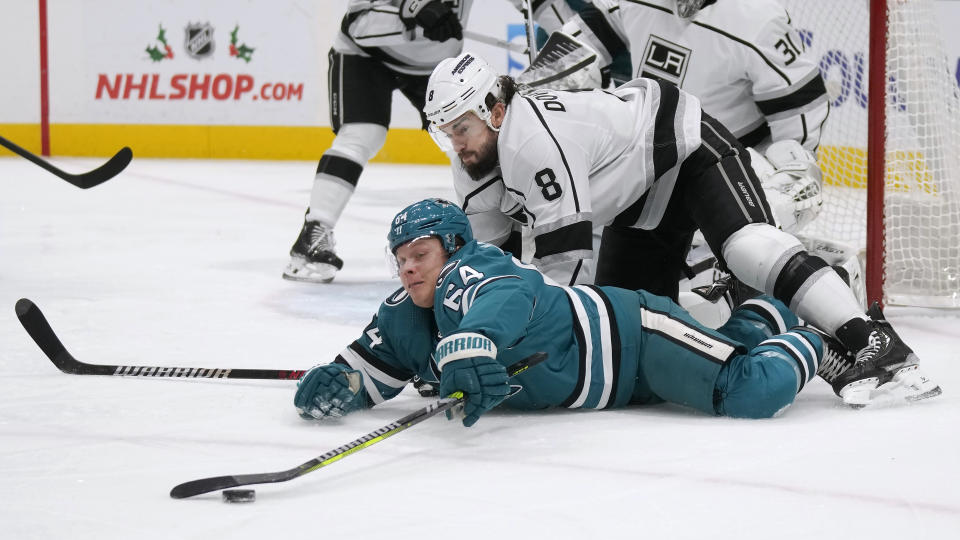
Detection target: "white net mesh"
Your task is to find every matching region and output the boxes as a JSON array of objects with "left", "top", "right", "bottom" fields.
[{"left": 782, "top": 0, "right": 960, "bottom": 307}]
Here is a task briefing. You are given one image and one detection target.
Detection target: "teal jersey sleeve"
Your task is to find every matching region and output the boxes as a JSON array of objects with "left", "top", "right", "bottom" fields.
[{"left": 335, "top": 287, "right": 439, "bottom": 406}]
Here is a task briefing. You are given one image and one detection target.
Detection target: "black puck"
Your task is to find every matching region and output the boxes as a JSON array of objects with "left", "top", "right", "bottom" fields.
[{"left": 222, "top": 489, "right": 256, "bottom": 503}]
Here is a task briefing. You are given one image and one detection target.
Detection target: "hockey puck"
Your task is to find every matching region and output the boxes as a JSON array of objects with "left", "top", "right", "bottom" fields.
[{"left": 222, "top": 489, "right": 256, "bottom": 503}]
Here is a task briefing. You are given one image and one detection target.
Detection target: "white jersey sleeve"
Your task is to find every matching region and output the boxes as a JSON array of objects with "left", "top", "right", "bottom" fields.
[
  {"left": 745, "top": 7, "right": 829, "bottom": 151},
  {"left": 334, "top": 0, "right": 473, "bottom": 75},
  {"left": 452, "top": 164, "right": 522, "bottom": 248}
]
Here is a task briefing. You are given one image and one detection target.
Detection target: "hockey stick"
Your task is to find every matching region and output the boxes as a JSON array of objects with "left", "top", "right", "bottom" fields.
[
  {"left": 169, "top": 352, "right": 547, "bottom": 499},
  {"left": 521, "top": 0, "right": 539, "bottom": 64},
  {"left": 14, "top": 298, "right": 306, "bottom": 380},
  {"left": 463, "top": 29, "right": 527, "bottom": 54},
  {"left": 0, "top": 134, "right": 131, "bottom": 189}
]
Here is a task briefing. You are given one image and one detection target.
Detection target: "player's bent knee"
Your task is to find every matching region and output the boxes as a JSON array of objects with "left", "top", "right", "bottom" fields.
[
  {"left": 722, "top": 223, "right": 805, "bottom": 294},
  {"left": 715, "top": 354, "right": 798, "bottom": 418}
]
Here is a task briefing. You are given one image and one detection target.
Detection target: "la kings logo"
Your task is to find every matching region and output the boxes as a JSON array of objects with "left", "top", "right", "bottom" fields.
[{"left": 638, "top": 35, "right": 691, "bottom": 86}]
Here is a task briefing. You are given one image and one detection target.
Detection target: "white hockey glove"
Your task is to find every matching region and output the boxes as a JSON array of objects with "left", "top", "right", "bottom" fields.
[
  {"left": 749, "top": 140, "right": 823, "bottom": 233},
  {"left": 516, "top": 30, "right": 602, "bottom": 90}
]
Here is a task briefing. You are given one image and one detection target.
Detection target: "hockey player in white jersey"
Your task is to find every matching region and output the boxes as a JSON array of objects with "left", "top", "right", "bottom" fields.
[
  {"left": 282, "top": 0, "right": 473, "bottom": 283},
  {"left": 558, "top": 0, "right": 841, "bottom": 285},
  {"left": 569, "top": 0, "right": 828, "bottom": 153},
  {"left": 422, "top": 51, "right": 940, "bottom": 406}
]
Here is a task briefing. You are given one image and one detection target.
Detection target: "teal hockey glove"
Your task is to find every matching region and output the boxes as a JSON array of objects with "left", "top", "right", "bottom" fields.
[
  {"left": 436, "top": 333, "right": 510, "bottom": 427},
  {"left": 294, "top": 363, "right": 368, "bottom": 420}
]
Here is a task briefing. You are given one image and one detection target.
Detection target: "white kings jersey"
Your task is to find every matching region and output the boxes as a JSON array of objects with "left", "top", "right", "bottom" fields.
[
  {"left": 455, "top": 79, "right": 703, "bottom": 286},
  {"left": 335, "top": 0, "right": 474, "bottom": 75},
  {"left": 571, "top": 0, "right": 829, "bottom": 151}
]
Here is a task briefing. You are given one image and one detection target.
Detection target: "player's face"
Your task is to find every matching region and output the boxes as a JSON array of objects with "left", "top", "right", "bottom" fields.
[
  {"left": 441, "top": 111, "right": 500, "bottom": 180},
  {"left": 395, "top": 236, "right": 449, "bottom": 308}
]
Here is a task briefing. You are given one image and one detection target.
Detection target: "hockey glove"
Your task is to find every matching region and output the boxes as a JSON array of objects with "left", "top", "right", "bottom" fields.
[
  {"left": 436, "top": 333, "right": 510, "bottom": 427},
  {"left": 294, "top": 363, "right": 368, "bottom": 420},
  {"left": 400, "top": 0, "right": 463, "bottom": 42}
]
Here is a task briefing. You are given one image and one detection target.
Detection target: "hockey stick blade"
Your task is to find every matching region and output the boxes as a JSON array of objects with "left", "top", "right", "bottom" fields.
[
  {"left": 169, "top": 352, "right": 548, "bottom": 499},
  {"left": 0, "top": 134, "right": 131, "bottom": 189},
  {"left": 14, "top": 298, "right": 306, "bottom": 380}
]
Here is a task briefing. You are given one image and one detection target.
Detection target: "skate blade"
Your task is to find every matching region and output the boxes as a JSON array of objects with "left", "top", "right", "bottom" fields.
[
  {"left": 842, "top": 365, "right": 941, "bottom": 408},
  {"left": 839, "top": 377, "right": 879, "bottom": 408},
  {"left": 878, "top": 364, "right": 942, "bottom": 404},
  {"left": 282, "top": 259, "right": 338, "bottom": 283}
]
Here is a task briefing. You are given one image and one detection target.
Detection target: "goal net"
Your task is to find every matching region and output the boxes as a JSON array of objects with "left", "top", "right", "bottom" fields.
[{"left": 782, "top": 0, "right": 960, "bottom": 307}]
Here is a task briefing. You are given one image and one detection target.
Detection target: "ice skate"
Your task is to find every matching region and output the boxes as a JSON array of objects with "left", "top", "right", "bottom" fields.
[
  {"left": 832, "top": 303, "right": 941, "bottom": 407},
  {"left": 282, "top": 220, "right": 344, "bottom": 283}
]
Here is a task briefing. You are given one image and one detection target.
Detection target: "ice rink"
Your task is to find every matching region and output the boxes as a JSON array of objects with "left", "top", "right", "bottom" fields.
[{"left": 2, "top": 155, "right": 959, "bottom": 539}]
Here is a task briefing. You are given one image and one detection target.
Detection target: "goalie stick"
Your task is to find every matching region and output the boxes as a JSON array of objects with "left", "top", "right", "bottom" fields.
[
  {"left": 14, "top": 298, "right": 306, "bottom": 380},
  {"left": 0, "top": 134, "right": 131, "bottom": 189},
  {"left": 521, "top": 0, "right": 539, "bottom": 63},
  {"left": 169, "top": 352, "right": 547, "bottom": 499}
]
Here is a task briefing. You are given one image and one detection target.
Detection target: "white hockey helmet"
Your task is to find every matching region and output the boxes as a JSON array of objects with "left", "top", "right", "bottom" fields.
[{"left": 423, "top": 52, "right": 503, "bottom": 150}]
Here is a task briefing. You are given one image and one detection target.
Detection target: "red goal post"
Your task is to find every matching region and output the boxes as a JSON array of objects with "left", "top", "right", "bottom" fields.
[{"left": 784, "top": 0, "right": 960, "bottom": 308}]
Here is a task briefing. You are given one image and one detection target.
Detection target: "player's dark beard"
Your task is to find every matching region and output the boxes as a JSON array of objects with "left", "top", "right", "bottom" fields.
[{"left": 460, "top": 137, "right": 499, "bottom": 180}]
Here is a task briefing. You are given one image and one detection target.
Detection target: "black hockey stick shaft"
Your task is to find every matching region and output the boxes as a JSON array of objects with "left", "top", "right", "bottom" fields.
[
  {"left": 169, "top": 352, "right": 547, "bottom": 499},
  {"left": 0, "top": 134, "right": 132, "bottom": 189},
  {"left": 14, "top": 298, "right": 306, "bottom": 381}
]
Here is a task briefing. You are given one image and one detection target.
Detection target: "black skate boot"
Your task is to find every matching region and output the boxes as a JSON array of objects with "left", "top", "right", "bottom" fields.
[
  {"left": 832, "top": 303, "right": 941, "bottom": 407},
  {"left": 282, "top": 219, "right": 344, "bottom": 283}
]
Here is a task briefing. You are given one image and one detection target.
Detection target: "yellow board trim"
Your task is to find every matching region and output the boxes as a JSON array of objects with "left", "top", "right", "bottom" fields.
[{"left": 0, "top": 123, "right": 448, "bottom": 164}]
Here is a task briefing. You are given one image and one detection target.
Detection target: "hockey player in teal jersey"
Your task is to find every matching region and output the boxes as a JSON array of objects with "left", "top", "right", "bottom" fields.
[{"left": 295, "top": 198, "right": 859, "bottom": 426}]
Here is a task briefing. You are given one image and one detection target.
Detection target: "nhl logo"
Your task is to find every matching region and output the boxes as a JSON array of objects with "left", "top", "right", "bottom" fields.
[{"left": 184, "top": 22, "right": 215, "bottom": 59}]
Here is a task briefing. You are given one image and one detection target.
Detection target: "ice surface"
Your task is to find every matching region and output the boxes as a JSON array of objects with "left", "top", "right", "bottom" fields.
[{"left": 2, "top": 156, "right": 958, "bottom": 539}]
